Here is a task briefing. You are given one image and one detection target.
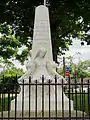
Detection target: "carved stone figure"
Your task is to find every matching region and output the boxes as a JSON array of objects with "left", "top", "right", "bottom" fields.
[
  {"left": 26, "top": 50, "right": 32, "bottom": 70},
  {"left": 18, "top": 47, "right": 65, "bottom": 83},
  {"left": 11, "top": 5, "right": 73, "bottom": 111}
]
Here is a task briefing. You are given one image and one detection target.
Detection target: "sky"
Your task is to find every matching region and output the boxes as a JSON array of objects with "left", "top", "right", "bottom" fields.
[
  {"left": 12, "top": 39, "right": 90, "bottom": 71},
  {"left": 0, "top": 38, "right": 90, "bottom": 72},
  {"left": 65, "top": 39, "right": 90, "bottom": 62}
]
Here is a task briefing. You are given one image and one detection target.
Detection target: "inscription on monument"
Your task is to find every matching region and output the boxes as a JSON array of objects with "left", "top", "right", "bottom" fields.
[
  {"left": 34, "top": 20, "right": 50, "bottom": 40},
  {"left": 32, "top": 5, "right": 53, "bottom": 61}
]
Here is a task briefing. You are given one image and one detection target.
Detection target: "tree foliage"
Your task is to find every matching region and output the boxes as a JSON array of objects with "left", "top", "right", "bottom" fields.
[
  {"left": 0, "top": 0, "right": 90, "bottom": 62},
  {"left": 0, "top": 23, "right": 29, "bottom": 64},
  {"left": 0, "top": 23, "right": 20, "bottom": 59},
  {"left": 66, "top": 56, "right": 90, "bottom": 79},
  {"left": 0, "top": 67, "right": 24, "bottom": 78},
  {"left": 0, "top": 67, "right": 24, "bottom": 93},
  {"left": 73, "top": 60, "right": 90, "bottom": 78}
]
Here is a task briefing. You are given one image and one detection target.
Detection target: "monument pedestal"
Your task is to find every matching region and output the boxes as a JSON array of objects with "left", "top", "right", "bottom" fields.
[
  {"left": 11, "top": 85, "right": 73, "bottom": 111},
  {"left": 11, "top": 4, "right": 73, "bottom": 113}
]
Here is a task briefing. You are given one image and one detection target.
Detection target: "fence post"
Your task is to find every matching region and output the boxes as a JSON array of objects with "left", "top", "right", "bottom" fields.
[{"left": 88, "top": 81, "right": 90, "bottom": 118}]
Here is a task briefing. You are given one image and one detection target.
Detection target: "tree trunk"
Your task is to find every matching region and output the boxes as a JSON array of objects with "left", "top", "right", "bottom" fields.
[{"left": 52, "top": 39, "right": 58, "bottom": 63}]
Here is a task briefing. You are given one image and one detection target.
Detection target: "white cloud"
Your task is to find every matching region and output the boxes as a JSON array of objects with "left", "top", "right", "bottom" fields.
[
  {"left": 65, "top": 39, "right": 90, "bottom": 61},
  {"left": 0, "top": 68, "right": 3, "bottom": 73},
  {"left": 13, "top": 60, "right": 27, "bottom": 72}
]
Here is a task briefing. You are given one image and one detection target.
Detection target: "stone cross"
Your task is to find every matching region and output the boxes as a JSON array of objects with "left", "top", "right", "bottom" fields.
[
  {"left": 44, "top": 0, "right": 46, "bottom": 6},
  {"left": 32, "top": 5, "right": 53, "bottom": 62}
]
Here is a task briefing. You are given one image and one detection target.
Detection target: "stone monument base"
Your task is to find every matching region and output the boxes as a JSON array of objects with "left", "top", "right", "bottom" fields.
[
  {"left": 11, "top": 99, "right": 73, "bottom": 111},
  {"left": 11, "top": 85, "right": 73, "bottom": 111},
  {"left": 0, "top": 110, "right": 87, "bottom": 119}
]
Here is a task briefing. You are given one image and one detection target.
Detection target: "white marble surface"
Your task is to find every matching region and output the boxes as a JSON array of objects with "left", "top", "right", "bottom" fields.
[
  {"left": 11, "top": 5, "right": 73, "bottom": 111},
  {"left": 11, "top": 85, "right": 73, "bottom": 111},
  {"left": 18, "top": 47, "right": 65, "bottom": 83},
  {"left": 32, "top": 5, "right": 53, "bottom": 62}
]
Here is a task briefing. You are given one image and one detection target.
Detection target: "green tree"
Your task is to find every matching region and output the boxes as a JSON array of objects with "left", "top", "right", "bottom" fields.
[
  {"left": 0, "top": 23, "right": 29, "bottom": 64},
  {"left": 65, "top": 56, "right": 90, "bottom": 79},
  {"left": 57, "top": 68, "right": 63, "bottom": 76},
  {"left": 0, "top": 67, "right": 24, "bottom": 92},
  {"left": 0, "top": 0, "right": 90, "bottom": 62},
  {"left": 73, "top": 60, "right": 90, "bottom": 78},
  {"left": 0, "top": 67, "right": 24, "bottom": 78}
]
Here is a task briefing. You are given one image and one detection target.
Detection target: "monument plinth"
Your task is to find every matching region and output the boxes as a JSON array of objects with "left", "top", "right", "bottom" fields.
[{"left": 11, "top": 5, "right": 73, "bottom": 112}]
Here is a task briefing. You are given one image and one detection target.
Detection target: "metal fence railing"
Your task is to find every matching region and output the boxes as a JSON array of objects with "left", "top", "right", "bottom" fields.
[{"left": 0, "top": 76, "right": 90, "bottom": 119}]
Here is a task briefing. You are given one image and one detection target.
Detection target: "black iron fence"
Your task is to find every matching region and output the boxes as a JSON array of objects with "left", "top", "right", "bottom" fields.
[{"left": 0, "top": 76, "right": 90, "bottom": 119}]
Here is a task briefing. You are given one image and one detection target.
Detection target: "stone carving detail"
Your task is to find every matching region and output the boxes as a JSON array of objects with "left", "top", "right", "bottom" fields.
[
  {"left": 26, "top": 50, "right": 32, "bottom": 70},
  {"left": 18, "top": 47, "right": 65, "bottom": 83},
  {"left": 11, "top": 5, "right": 73, "bottom": 111}
]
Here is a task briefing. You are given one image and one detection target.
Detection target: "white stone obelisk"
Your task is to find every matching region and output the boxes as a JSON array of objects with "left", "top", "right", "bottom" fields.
[
  {"left": 11, "top": 5, "right": 73, "bottom": 112},
  {"left": 32, "top": 5, "right": 53, "bottom": 62}
]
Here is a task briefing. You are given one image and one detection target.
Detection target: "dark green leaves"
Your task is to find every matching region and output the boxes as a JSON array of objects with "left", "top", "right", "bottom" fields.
[{"left": 0, "top": 0, "right": 90, "bottom": 63}]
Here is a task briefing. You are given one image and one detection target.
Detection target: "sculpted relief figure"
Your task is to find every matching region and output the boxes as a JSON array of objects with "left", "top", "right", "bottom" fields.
[
  {"left": 26, "top": 50, "right": 32, "bottom": 70},
  {"left": 18, "top": 47, "right": 65, "bottom": 83}
]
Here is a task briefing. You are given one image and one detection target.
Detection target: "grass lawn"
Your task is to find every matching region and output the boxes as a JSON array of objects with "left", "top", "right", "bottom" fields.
[
  {"left": 65, "top": 91, "right": 89, "bottom": 113},
  {"left": 73, "top": 94, "right": 88, "bottom": 113},
  {"left": 0, "top": 94, "right": 15, "bottom": 111}
]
